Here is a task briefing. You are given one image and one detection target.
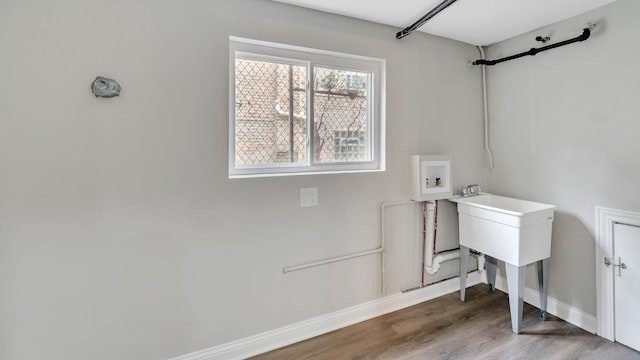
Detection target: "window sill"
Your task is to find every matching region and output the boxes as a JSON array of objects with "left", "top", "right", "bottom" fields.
[{"left": 228, "top": 167, "right": 385, "bottom": 179}]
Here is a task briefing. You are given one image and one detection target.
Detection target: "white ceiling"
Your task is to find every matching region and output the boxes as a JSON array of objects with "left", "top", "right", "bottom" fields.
[{"left": 272, "top": 0, "right": 617, "bottom": 46}]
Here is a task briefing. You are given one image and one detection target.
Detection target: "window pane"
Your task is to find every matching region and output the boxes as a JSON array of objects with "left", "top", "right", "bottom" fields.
[
  {"left": 313, "top": 67, "right": 370, "bottom": 163},
  {"left": 235, "top": 58, "right": 307, "bottom": 166}
]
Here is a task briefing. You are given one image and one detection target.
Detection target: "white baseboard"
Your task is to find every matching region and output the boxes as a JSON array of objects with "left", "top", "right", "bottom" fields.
[
  {"left": 493, "top": 275, "right": 597, "bottom": 334},
  {"left": 169, "top": 272, "right": 483, "bottom": 360}
]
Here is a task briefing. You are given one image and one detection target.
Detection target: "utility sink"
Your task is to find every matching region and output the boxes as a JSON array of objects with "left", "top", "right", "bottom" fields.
[
  {"left": 450, "top": 194, "right": 556, "bottom": 266},
  {"left": 450, "top": 193, "right": 556, "bottom": 333}
]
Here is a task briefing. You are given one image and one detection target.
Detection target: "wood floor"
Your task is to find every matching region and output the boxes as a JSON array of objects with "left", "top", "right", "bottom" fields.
[{"left": 251, "top": 284, "right": 640, "bottom": 360}]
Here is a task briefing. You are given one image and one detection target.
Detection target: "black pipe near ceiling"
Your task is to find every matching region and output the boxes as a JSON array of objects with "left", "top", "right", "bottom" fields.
[
  {"left": 473, "top": 28, "right": 592, "bottom": 66},
  {"left": 396, "top": 0, "right": 458, "bottom": 39}
]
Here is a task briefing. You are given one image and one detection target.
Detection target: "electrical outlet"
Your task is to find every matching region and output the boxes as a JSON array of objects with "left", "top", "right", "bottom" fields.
[{"left": 300, "top": 187, "right": 318, "bottom": 207}]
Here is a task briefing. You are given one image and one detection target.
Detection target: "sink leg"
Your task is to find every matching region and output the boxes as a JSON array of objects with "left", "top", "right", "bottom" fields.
[
  {"left": 537, "top": 258, "right": 549, "bottom": 320},
  {"left": 459, "top": 245, "right": 470, "bottom": 301},
  {"left": 505, "top": 263, "right": 526, "bottom": 334},
  {"left": 485, "top": 255, "right": 498, "bottom": 293}
]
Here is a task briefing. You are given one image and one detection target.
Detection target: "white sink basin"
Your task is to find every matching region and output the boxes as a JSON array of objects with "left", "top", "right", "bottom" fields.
[
  {"left": 450, "top": 194, "right": 556, "bottom": 266},
  {"left": 452, "top": 193, "right": 556, "bottom": 333}
]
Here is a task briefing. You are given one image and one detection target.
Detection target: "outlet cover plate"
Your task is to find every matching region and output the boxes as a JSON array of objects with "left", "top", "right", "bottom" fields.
[{"left": 300, "top": 187, "right": 318, "bottom": 207}]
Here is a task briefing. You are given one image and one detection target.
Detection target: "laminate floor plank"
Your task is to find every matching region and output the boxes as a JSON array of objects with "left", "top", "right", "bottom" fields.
[{"left": 250, "top": 284, "right": 640, "bottom": 360}]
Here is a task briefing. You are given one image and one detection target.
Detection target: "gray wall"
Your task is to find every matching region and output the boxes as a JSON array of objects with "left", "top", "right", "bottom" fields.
[
  {"left": 484, "top": 0, "right": 640, "bottom": 315},
  {"left": 0, "top": 0, "right": 483, "bottom": 359}
]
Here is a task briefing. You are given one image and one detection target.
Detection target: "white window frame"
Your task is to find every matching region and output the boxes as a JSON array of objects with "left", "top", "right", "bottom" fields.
[{"left": 229, "top": 36, "right": 385, "bottom": 178}]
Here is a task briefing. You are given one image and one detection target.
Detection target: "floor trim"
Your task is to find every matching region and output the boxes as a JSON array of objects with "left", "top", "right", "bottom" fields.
[{"left": 169, "top": 272, "right": 483, "bottom": 360}]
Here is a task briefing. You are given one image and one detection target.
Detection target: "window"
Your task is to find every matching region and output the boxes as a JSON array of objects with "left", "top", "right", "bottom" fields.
[{"left": 229, "top": 37, "right": 385, "bottom": 178}]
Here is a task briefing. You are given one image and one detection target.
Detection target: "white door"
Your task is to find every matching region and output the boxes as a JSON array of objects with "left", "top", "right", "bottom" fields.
[{"left": 614, "top": 223, "right": 640, "bottom": 351}]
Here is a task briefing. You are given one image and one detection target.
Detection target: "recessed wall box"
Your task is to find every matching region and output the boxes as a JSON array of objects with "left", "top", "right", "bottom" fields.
[{"left": 410, "top": 154, "right": 452, "bottom": 201}]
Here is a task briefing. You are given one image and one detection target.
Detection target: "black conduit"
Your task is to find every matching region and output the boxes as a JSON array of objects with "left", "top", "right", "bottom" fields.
[
  {"left": 473, "top": 28, "right": 592, "bottom": 66},
  {"left": 396, "top": 0, "right": 459, "bottom": 39}
]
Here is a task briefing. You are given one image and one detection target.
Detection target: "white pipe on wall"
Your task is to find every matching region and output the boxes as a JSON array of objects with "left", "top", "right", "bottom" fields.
[
  {"left": 283, "top": 248, "right": 383, "bottom": 273},
  {"left": 282, "top": 200, "right": 416, "bottom": 295},
  {"left": 422, "top": 201, "right": 486, "bottom": 276},
  {"left": 283, "top": 199, "right": 483, "bottom": 291},
  {"left": 424, "top": 201, "right": 436, "bottom": 268},
  {"left": 421, "top": 200, "right": 461, "bottom": 276},
  {"left": 424, "top": 251, "right": 487, "bottom": 276},
  {"left": 425, "top": 250, "right": 460, "bottom": 275}
]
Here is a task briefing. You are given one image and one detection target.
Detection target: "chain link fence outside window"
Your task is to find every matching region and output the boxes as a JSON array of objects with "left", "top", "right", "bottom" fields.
[
  {"left": 313, "top": 66, "right": 369, "bottom": 163},
  {"left": 234, "top": 58, "right": 307, "bottom": 166},
  {"left": 234, "top": 59, "right": 370, "bottom": 166}
]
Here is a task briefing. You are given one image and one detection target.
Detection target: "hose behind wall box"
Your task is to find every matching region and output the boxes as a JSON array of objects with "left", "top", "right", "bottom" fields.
[{"left": 477, "top": 46, "right": 495, "bottom": 172}]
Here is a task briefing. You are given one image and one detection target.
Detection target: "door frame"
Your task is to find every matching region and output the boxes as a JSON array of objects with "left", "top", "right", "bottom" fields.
[{"left": 595, "top": 206, "right": 640, "bottom": 341}]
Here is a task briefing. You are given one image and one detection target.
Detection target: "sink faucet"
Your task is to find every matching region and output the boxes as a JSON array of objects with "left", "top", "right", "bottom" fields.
[{"left": 462, "top": 184, "right": 481, "bottom": 197}]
